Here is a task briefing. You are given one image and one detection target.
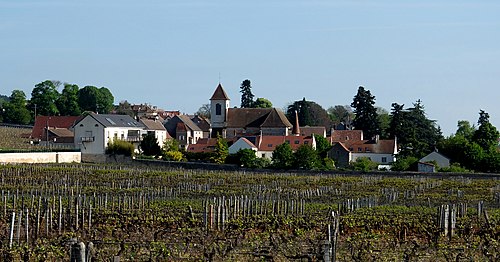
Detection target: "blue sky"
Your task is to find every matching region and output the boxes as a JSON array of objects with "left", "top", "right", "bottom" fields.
[{"left": 1, "top": 0, "right": 499, "bottom": 135}]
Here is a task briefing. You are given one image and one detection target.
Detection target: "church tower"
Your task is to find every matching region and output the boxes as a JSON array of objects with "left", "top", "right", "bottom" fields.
[{"left": 210, "top": 83, "right": 230, "bottom": 137}]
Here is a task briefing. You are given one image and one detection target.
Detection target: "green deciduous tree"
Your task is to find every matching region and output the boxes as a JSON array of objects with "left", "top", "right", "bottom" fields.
[
  {"left": 351, "top": 86, "right": 380, "bottom": 139},
  {"left": 211, "top": 135, "right": 229, "bottom": 164},
  {"left": 240, "top": 79, "right": 254, "bottom": 108},
  {"left": 272, "top": 142, "right": 294, "bottom": 169},
  {"left": 56, "top": 83, "right": 81, "bottom": 116},
  {"left": 2, "top": 90, "right": 31, "bottom": 125},
  {"left": 472, "top": 110, "right": 499, "bottom": 151},
  {"left": 195, "top": 104, "right": 211, "bottom": 119},
  {"left": 30, "top": 80, "right": 60, "bottom": 116},
  {"left": 327, "top": 105, "right": 353, "bottom": 127},
  {"left": 253, "top": 98, "right": 273, "bottom": 108},
  {"left": 293, "top": 144, "right": 320, "bottom": 170},
  {"left": 77, "top": 86, "right": 114, "bottom": 113},
  {"left": 351, "top": 157, "right": 379, "bottom": 171}
]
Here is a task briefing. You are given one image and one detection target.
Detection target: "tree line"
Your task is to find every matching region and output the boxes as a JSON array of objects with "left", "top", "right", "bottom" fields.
[{"left": 0, "top": 80, "right": 114, "bottom": 124}]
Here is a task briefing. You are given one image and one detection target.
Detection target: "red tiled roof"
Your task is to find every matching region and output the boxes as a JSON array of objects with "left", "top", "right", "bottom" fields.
[
  {"left": 31, "top": 116, "right": 81, "bottom": 139},
  {"left": 340, "top": 139, "right": 396, "bottom": 154},
  {"left": 256, "top": 135, "right": 314, "bottom": 152},
  {"left": 329, "top": 130, "right": 363, "bottom": 143}
]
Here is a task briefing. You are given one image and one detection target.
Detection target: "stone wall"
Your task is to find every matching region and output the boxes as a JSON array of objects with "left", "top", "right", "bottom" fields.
[{"left": 0, "top": 152, "right": 81, "bottom": 164}]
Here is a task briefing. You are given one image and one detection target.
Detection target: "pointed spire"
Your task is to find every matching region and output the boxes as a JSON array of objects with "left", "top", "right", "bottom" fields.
[
  {"left": 292, "top": 110, "right": 300, "bottom": 136},
  {"left": 210, "top": 83, "right": 230, "bottom": 100}
]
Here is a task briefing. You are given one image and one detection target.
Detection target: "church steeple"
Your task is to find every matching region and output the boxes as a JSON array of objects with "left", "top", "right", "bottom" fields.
[{"left": 210, "top": 83, "right": 230, "bottom": 138}]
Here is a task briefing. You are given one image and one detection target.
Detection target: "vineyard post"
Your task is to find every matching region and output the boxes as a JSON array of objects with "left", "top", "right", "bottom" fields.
[
  {"left": 9, "top": 211, "right": 15, "bottom": 248},
  {"left": 16, "top": 209, "right": 22, "bottom": 245},
  {"left": 86, "top": 242, "right": 95, "bottom": 262},
  {"left": 25, "top": 208, "right": 29, "bottom": 245}
]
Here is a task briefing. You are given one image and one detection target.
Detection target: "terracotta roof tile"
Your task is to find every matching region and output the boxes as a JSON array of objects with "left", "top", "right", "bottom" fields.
[{"left": 31, "top": 116, "right": 81, "bottom": 139}]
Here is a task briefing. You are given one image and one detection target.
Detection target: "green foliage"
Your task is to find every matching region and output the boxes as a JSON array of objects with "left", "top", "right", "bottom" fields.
[
  {"left": 163, "top": 151, "right": 185, "bottom": 161},
  {"left": 211, "top": 135, "right": 228, "bottom": 164},
  {"left": 286, "top": 98, "right": 332, "bottom": 129},
  {"left": 195, "top": 103, "right": 211, "bottom": 119},
  {"left": 253, "top": 97, "right": 272, "bottom": 108},
  {"left": 163, "top": 139, "right": 180, "bottom": 152},
  {"left": 106, "top": 139, "right": 135, "bottom": 156},
  {"left": 350, "top": 157, "right": 378, "bottom": 171},
  {"left": 2, "top": 90, "right": 31, "bottom": 125},
  {"left": 439, "top": 111, "right": 500, "bottom": 173},
  {"left": 236, "top": 149, "right": 257, "bottom": 167},
  {"left": 351, "top": 86, "right": 380, "bottom": 139},
  {"left": 313, "top": 134, "right": 331, "bottom": 158},
  {"left": 271, "top": 142, "right": 294, "bottom": 169},
  {"left": 115, "top": 100, "right": 134, "bottom": 117},
  {"left": 78, "top": 86, "right": 114, "bottom": 113},
  {"left": 293, "top": 144, "right": 320, "bottom": 169},
  {"left": 240, "top": 79, "right": 254, "bottom": 108},
  {"left": 327, "top": 105, "right": 353, "bottom": 126},
  {"left": 56, "top": 83, "right": 81, "bottom": 116},
  {"left": 439, "top": 163, "right": 470, "bottom": 173},
  {"left": 30, "top": 80, "right": 60, "bottom": 116},
  {"left": 390, "top": 156, "right": 419, "bottom": 171},
  {"left": 377, "top": 107, "right": 391, "bottom": 139},
  {"left": 97, "top": 87, "right": 115, "bottom": 113},
  {"left": 389, "top": 101, "right": 442, "bottom": 158},
  {"left": 140, "top": 133, "right": 162, "bottom": 156},
  {"left": 472, "top": 110, "right": 499, "bottom": 151}
]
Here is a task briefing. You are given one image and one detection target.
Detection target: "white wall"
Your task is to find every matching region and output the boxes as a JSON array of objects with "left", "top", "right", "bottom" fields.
[
  {"left": 228, "top": 139, "right": 257, "bottom": 154},
  {"left": 0, "top": 152, "right": 81, "bottom": 164},
  {"left": 74, "top": 116, "right": 106, "bottom": 154},
  {"left": 351, "top": 153, "right": 396, "bottom": 164}
]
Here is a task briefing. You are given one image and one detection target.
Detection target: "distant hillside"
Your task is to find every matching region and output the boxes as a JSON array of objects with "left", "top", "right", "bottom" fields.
[{"left": 0, "top": 125, "right": 33, "bottom": 149}]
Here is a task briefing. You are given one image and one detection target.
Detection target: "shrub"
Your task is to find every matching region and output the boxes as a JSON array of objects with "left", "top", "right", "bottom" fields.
[
  {"left": 163, "top": 151, "right": 185, "bottom": 162},
  {"left": 106, "top": 139, "right": 135, "bottom": 156},
  {"left": 351, "top": 157, "right": 378, "bottom": 172}
]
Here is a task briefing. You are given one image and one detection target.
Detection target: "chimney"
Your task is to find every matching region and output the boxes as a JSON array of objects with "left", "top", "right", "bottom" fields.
[{"left": 292, "top": 110, "right": 300, "bottom": 136}]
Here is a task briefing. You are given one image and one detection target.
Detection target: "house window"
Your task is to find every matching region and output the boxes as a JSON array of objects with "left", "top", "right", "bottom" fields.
[
  {"left": 285, "top": 140, "right": 290, "bottom": 144},
  {"left": 216, "top": 103, "right": 222, "bottom": 115},
  {"left": 304, "top": 141, "right": 309, "bottom": 144},
  {"left": 294, "top": 140, "right": 300, "bottom": 144},
  {"left": 358, "top": 147, "right": 362, "bottom": 152},
  {"left": 262, "top": 154, "right": 266, "bottom": 158},
  {"left": 382, "top": 157, "right": 387, "bottom": 163},
  {"left": 268, "top": 144, "right": 273, "bottom": 147}
]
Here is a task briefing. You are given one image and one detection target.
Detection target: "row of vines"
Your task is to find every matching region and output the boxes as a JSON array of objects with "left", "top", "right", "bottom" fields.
[{"left": 0, "top": 163, "right": 499, "bottom": 261}]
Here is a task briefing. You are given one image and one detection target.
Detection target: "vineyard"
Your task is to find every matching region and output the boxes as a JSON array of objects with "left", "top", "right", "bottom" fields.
[
  {"left": 0, "top": 126, "right": 33, "bottom": 150},
  {"left": 0, "top": 164, "right": 499, "bottom": 261}
]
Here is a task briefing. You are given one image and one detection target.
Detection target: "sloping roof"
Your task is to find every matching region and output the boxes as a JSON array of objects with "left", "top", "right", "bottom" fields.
[
  {"left": 76, "top": 113, "right": 145, "bottom": 128},
  {"left": 140, "top": 119, "right": 166, "bottom": 131},
  {"left": 48, "top": 128, "right": 74, "bottom": 138},
  {"left": 31, "top": 116, "right": 81, "bottom": 139},
  {"left": 300, "top": 126, "right": 326, "bottom": 137},
  {"left": 226, "top": 108, "right": 292, "bottom": 128},
  {"left": 341, "top": 139, "right": 396, "bottom": 154},
  {"left": 191, "top": 115, "right": 211, "bottom": 132},
  {"left": 177, "top": 115, "right": 203, "bottom": 132},
  {"left": 210, "top": 83, "right": 230, "bottom": 100},
  {"left": 254, "top": 135, "right": 314, "bottom": 152},
  {"left": 330, "top": 130, "right": 363, "bottom": 143}
]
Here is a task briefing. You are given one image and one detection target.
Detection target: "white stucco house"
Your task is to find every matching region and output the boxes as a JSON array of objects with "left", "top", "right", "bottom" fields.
[
  {"left": 228, "top": 135, "right": 316, "bottom": 160},
  {"left": 73, "top": 113, "right": 145, "bottom": 155},
  {"left": 139, "top": 118, "right": 171, "bottom": 148}
]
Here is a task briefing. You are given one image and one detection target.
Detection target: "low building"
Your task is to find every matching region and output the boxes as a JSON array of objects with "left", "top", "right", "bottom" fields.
[
  {"left": 31, "top": 115, "right": 81, "bottom": 148},
  {"left": 73, "top": 113, "right": 145, "bottom": 155},
  {"left": 328, "top": 136, "right": 398, "bottom": 168},
  {"left": 229, "top": 135, "right": 316, "bottom": 159}
]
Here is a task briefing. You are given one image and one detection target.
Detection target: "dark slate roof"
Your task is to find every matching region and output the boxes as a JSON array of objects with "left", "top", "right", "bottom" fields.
[
  {"left": 79, "top": 113, "right": 145, "bottom": 128},
  {"left": 226, "top": 108, "right": 292, "bottom": 128},
  {"left": 210, "top": 83, "right": 230, "bottom": 100}
]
